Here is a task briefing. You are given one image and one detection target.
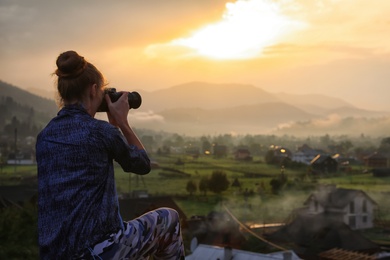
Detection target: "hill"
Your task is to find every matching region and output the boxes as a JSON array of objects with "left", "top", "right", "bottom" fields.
[
  {"left": 0, "top": 80, "right": 57, "bottom": 115},
  {"left": 139, "top": 81, "right": 280, "bottom": 111},
  {"left": 2, "top": 80, "right": 390, "bottom": 137},
  {"left": 130, "top": 81, "right": 390, "bottom": 136},
  {"left": 0, "top": 80, "right": 57, "bottom": 135}
]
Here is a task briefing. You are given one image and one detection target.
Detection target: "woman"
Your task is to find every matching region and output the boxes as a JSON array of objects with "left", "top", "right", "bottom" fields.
[{"left": 36, "top": 50, "right": 184, "bottom": 259}]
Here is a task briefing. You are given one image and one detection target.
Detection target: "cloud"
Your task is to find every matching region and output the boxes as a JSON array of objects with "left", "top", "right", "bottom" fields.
[
  {"left": 95, "top": 110, "right": 165, "bottom": 127},
  {"left": 275, "top": 114, "right": 390, "bottom": 136},
  {"left": 131, "top": 111, "right": 165, "bottom": 123},
  {"left": 143, "top": 0, "right": 390, "bottom": 61},
  {"left": 1, "top": 0, "right": 390, "bottom": 113},
  {"left": 279, "top": 0, "right": 390, "bottom": 50},
  {"left": 145, "top": 0, "right": 307, "bottom": 60}
]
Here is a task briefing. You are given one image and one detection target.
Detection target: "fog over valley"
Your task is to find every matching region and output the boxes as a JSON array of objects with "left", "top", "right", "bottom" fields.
[{"left": 2, "top": 80, "right": 389, "bottom": 137}]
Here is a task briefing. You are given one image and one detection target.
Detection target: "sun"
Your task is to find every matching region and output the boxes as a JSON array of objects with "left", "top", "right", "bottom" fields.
[{"left": 168, "top": 0, "right": 305, "bottom": 60}]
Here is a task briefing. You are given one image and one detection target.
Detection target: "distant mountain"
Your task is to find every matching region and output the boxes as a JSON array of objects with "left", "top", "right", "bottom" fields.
[
  {"left": 3, "top": 80, "right": 390, "bottom": 137},
  {"left": 324, "top": 106, "right": 389, "bottom": 118},
  {"left": 140, "top": 81, "right": 280, "bottom": 111},
  {"left": 277, "top": 92, "right": 354, "bottom": 110},
  {"left": 274, "top": 116, "right": 390, "bottom": 137},
  {"left": 160, "top": 102, "right": 315, "bottom": 127},
  {"left": 26, "top": 87, "right": 56, "bottom": 100},
  {"left": 277, "top": 93, "right": 390, "bottom": 118},
  {"left": 0, "top": 80, "right": 57, "bottom": 116},
  {"left": 140, "top": 82, "right": 386, "bottom": 116},
  {"left": 131, "top": 82, "right": 390, "bottom": 136},
  {"left": 146, "top": 102, "right": 317, "bottom": 135},
  {"left": 0, "top": 80, "right": 57, "bottom": 130}
]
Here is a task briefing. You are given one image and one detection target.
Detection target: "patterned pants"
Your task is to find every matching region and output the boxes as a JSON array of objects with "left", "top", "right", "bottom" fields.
[{"left": 75, "top": 208, "right": 185, "bottom": 260}]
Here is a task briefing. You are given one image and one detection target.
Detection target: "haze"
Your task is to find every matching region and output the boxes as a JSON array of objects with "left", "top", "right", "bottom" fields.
[{"left": 1, "top": 0, "right": 390, "bottom": 111}]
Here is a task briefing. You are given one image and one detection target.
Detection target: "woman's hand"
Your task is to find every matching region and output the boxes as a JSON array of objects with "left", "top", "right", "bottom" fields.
[
  {"left": 105, "top": 92, "right": 130, "bottom": 128},
  {"left": 105, "top": 92, "right": 146, "bottom": 150}
]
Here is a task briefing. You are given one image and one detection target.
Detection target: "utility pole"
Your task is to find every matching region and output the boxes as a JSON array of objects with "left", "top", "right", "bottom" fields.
[{"left": 14, "top": 128, "right": 17, "bottom": 174}]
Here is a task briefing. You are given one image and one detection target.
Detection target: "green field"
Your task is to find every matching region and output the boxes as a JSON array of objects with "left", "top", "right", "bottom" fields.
[
  {"left": 2, "top": 154, "right": 390, "bottom": 258},
  {"left": 4, "top": 154, "right": 390, "bottom": 222}
]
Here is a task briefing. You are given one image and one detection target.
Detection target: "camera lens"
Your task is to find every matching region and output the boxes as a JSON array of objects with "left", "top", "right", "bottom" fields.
[
  {"left": 128, "top": 92, "right": 142, "bottom": 109},
  {"left": 97, "top": 88, "right": 142, "bottom": 112}
]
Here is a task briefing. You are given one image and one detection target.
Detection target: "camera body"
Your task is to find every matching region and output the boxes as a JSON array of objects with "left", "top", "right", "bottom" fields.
[{"left": 97, "top": 88, "right": 142, "bottom": 112}]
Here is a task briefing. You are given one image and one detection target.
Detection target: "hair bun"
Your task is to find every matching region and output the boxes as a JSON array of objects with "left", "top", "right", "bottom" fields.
[{"left": 55, "top": 50, "right": 87, "bottom": 78}]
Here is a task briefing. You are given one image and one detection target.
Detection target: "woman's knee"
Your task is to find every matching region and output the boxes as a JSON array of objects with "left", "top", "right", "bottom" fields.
[{"left": 156, "top": 207, "right": 180, "bottom": 220}]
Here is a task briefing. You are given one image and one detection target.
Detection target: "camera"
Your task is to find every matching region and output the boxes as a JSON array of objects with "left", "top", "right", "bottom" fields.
[{"left": 97, "top": 88, "right": 142, "bottom": 112}]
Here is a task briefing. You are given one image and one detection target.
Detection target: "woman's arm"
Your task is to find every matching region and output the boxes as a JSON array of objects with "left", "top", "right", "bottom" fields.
[{"left": 104, "top": 92, "right": 146, "bottom": 150}]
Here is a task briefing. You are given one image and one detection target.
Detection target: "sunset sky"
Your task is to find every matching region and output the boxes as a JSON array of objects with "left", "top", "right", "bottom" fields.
[{"left": 1, "top": 0, "right": 390, "bottom": 110}]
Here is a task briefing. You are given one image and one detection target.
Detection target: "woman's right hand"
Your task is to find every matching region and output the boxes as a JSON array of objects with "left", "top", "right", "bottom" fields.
[{"left": 105, "top": 92, "right": 130, "bottom": 128}]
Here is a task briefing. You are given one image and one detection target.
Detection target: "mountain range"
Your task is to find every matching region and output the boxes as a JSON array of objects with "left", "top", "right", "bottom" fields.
[{"left": 2, "top": 80, "right": 389, "bottom": 137}]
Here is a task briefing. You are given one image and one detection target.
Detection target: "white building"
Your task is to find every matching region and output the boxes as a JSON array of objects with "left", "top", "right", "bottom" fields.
[{"left": 304, "top": 185, "right": 377, "bottom": 230}]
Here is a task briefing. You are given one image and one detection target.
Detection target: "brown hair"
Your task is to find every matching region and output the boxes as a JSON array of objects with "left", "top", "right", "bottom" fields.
[{"left": 54, "top": 50, "right": 105, "bottom": 106}]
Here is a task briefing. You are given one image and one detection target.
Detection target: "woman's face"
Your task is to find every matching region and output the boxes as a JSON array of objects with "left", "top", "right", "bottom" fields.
[
  {"left": 87, "top": 83, "right": 105, "bottom": 116},
  {"left": 95, "top": 85, "right": 105, "bottom": 108}
]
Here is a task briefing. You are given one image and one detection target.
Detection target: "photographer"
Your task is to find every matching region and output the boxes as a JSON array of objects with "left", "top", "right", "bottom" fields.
[{"left": 36, "top": 50, "right": 184, "bottom": 259}]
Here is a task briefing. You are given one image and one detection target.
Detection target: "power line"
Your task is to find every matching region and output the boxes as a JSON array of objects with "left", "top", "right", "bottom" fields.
[{"left": 222, "top": 204, "right": 288, "bottom": 252}]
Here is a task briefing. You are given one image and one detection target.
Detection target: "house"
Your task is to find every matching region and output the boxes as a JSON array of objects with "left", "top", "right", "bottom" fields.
[
  {"left": 268, "top": 146, "right": 292, "bottom": 164},
  {"left": 292, "top": 144, "right": 322, "bottom": 165},
  {"left": 304, "top": 185, "right": 377, "bottom": 230},
  {"left": 291, "top": 151, "right": 314, "bottom": 165},
  {"left": 267, "top": 208, "right": 379, "bottom": 258},
  {"left": 298, "top": 144, "right": 325, "bottom": 155},
  {"left": 267, "top": 185, "right": 380, "bottom": 258},
  {"left": 364, "top": 152, "right": 388, "bottom": 168},
  {"left": 372, "top": 168, "right": 390, "bottom": 177},
  {"left": 310, "top": 154, "right": 338, "bottom": 174},
  {"left": 274, "top": 146, "right": 292, "bottom": 159},
  {"left": 186, "top": 211, "right": 246, "bottom": 250},
  {"left": 234, "top": 148, "right": 252, "bottom": 161},
  {"left": 7, "top": 152, "right": 35, "bottom": 165},
  {"left": 213, "top": 144, "right": 228, "bottom": 158}
]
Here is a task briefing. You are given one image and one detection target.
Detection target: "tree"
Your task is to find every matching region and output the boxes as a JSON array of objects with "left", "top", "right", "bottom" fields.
[
  {"left": 379, "top": 137, "right": 390, "bottom": 156},
  {"left": 269, "top": 178, "right": 283, "bottom": 195},
  {"left": 201, "top": 136, "right": 211, "bottom": 154},
  {"left": 232, "top": 177, "right": 241, "bottom": 189},
  {"left": 208, "top": 170, "right": 230, "bottom": 195},
  {"left": 186, "top": 180, "right": 197, "bottom": 196},
  {"left": 199, "top": 176, "right": 209, "bottom": 196},
  {"left": 0, "top": 199, "right": 39, "bottom": 259},
  {"left": 265, "top": 149, "right": 276, "bottom": 164}
]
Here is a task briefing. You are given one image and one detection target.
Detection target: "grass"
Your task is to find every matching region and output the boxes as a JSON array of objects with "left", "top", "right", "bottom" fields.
[
  {"left": 3, "top": 154, "right": 390, "bottom": 223},
  {"left": 3, "top": 154, "right": 390, "bottom": 256},
  {"left": 0, "top": 165, "right": 37, "bottom": 186},
  {"left": 115, "top": 154, "right": 297, "bottom": 196}
]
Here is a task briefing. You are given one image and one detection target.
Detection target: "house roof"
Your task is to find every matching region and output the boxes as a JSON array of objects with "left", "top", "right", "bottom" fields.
[
  {"left": 304, "top": 187, "right": 377, "bottom": 209},
  {"left": 235, "top": 148, "right": 250, "bottom": 153},
  {"left": 267, "top": 212, "right": 379, "bottom": 254},
  {"left": 318, "top": 248, "right": 376, "bottom": 260},
  {"left": 185, "top": 243, "right": 301, "bottom": 260},
  {"left": 310, "top": 154, "right": 336, "bottom": 165},
  {"left": 364, "top": 152, "right": 387, "bottom": 160}
]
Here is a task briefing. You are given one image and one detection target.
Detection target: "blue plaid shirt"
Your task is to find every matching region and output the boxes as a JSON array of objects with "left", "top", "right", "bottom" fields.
[{"left": 36, "top": 104, "right": 150, "bottom": 259}]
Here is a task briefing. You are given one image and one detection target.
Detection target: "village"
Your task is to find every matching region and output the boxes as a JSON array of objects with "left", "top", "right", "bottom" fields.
[
  {"left": 3, "top": 132, "right": 390, "bottom": 259},
  {"left": 122, "top": 140, "right": 390, "bottom": 260}
]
